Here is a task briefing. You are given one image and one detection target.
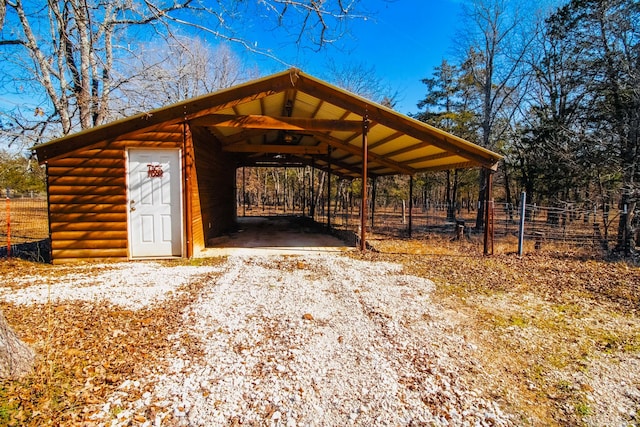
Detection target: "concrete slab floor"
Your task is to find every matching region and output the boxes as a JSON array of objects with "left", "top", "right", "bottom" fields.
[{"left": 195, "top": 216, "right": 353, "bottom": 257}]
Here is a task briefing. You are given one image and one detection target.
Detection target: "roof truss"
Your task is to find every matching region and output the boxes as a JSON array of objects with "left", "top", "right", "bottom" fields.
[{"left": 35, "top": 69, "right": 502, "bottom": 178}]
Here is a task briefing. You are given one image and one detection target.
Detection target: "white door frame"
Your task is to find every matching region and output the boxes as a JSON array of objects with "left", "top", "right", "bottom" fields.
[{"left": 126, "top": 148, "right": 184, "bottom": 258}]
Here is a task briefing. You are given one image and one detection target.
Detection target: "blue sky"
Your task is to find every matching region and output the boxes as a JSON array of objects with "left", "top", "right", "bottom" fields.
[
  {"left": 0, "top": 0, "right": 464, "bottom": 152},
  {"left": 1, "top": 0, "right": 562, "bottom": 139},
  {"left": 237, "top": 0, "right": 464, "bottom": 115}
]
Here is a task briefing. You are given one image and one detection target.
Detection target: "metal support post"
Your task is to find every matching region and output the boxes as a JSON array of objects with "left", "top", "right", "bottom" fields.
[
  {"left": 409, "top": 175, "right": 414, "bottom": 237},
  {"left": 360, "top": 114, "right": 369, "bottom": 251},
  {"left": 327, "top": 147, "right": 332, "bottom": 229},
  {"left": 310, "top": 157, "right": 316, "bottom": 218},
  {"left": 483, "top": 170, "right": 494, "bottom": 255},
  {"left": 371, "top": 177, "right": 377, "bottom": 230}
]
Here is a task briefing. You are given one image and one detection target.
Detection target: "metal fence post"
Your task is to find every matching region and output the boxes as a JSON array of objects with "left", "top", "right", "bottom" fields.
[{"left": 518, "top": 191, "right": 526, "bottom": 257}]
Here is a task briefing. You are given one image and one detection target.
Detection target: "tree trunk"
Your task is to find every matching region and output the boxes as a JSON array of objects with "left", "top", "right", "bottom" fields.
[
  {"left": 446, "top": 170, "right": 455, "bottom": 221},
  {"left": 616, "top": 193, "right": 637, "bottom": 256},
  {"left": 0, "top": 309, "right": 34, "bottom": 379},
  {"left": 504, "top": 162, "right": 513, "bottom": 222},
  {"left": 314, "top": 172, "right": 326, "bottom": 218},
  {"left": 476, "top": 168, "right": 487, "bottom": 229}
]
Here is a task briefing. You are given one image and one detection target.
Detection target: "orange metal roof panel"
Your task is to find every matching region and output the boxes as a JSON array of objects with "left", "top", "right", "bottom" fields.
[
  {"left": 389, "top": 146, "right": 446, "bottom": 162},
  {"left": 410, "top": 155, "right": 470, "bottom": 169},
  {"left": 371, "top": 135, "right": 422, "bottom": 156}
]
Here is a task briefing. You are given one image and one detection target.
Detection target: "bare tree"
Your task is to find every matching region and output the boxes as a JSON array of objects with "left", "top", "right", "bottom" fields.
[
  {"left": 457, "top": 0, "right": 538, "bottom": 229},
  {"left": 0, "top": 0, "right": 5, "bottom": 31},
  {"left": 324, "top": 60, "right": 400, "bottom": 108},
  {"left": 112, "top": 38, "right": 256, "bottom": 117},
  {"left": 0, "top": 0, "right": 371, "bottom": 146}
]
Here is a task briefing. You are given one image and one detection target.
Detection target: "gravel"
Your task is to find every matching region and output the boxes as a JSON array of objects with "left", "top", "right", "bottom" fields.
[
  {"left": 2, "top": 253, "right": 637, "bottom": 426},
  {"left": 0, "top": 262, "right": 222, "bottom": 310},
  {"left": 85, "top": 254, "right": 512, "bottom": 426}
]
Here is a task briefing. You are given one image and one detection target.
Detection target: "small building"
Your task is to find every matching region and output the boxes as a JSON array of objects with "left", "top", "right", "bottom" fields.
[{"left": 34, "top": 69, "right": 501, "bottom": 263}]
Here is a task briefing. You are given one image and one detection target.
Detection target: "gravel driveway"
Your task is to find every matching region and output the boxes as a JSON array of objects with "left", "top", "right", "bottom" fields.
[{"left": 2, "top": 253, "right": 512, "bottom": 426}]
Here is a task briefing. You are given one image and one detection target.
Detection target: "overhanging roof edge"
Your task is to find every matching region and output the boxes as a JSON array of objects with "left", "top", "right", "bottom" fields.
[
  {"left": 33, "top": 69, "right": 300, "bottom": 162},
  {"left": 291, "top": 72, "right": 503, "bottom": 169},
  {"left": 33, "top": 68, "right": 503, "bottom": 173}
]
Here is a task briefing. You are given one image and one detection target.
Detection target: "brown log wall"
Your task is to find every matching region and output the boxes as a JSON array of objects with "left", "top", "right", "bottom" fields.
[
  {"left": 47, "top": 133, "right": 182, "bottom": 263},
  {"left": 46, "top": 122, "right": 237, "bottom": 262},
  {"left": 184, "top": 124, "right": 203, "bottom": 254},
  {"left": 191, "top": 125, "right": 237, "bottom": 245}
]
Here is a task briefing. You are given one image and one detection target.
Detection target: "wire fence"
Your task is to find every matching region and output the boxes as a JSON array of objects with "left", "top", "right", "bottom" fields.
[
  {"left": 0, "top": 196, "right": 50, "bottom": 260},
  {"left": 283, "top": 198, "right": 636, "bottom": 252},
  {"left": 1, "top": 195, "right": 635, "bottom": 259}
]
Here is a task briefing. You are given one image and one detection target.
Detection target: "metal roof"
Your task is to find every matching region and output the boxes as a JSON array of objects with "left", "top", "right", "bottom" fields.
[{"left": 35, "top": 69, "right": 502, "bottom": 177}]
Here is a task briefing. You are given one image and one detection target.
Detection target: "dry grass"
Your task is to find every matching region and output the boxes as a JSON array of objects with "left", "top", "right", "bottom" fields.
[
  {"left": 1, "top": 241, "right": 638, "bottom": 426},
  {"left": 0, "top": 258, "right": 225, "bottom": 426},
  {"left": 0, "top": 198, "right": 49, "bottom": 245},
  {"left": 354, "top": 236, "right": 639, "bottom": 426}
]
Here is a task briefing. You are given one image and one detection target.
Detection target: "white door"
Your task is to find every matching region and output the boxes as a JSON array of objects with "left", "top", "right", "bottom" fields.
[{"left": 127, "top": 149, "right": 182, "bottom": 257}]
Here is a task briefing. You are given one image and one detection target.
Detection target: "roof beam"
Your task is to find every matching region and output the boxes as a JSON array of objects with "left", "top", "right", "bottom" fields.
[
  {"left": 314, "top": 155, "right": 364, "bottom": 176},
  {"left": 217, "top": 128, "right": 271, "bottom": 146},
  {"left": 190, "top": 114, "right": 363, "bottom": 132},
  {"left": 368, "top": 131, "right": 404, "bottom": 150},
  {"left": 312, "top": 132, "right": 415, "bottom": 175},
  {"left": 406, "top": 151, "right": 455, "bottom": 165},
  {"left": 383, "top": 141, "right": 436, "bottom": 158},
  {"left": 223, "top": 144, "right": 327, "bottom": 155}
]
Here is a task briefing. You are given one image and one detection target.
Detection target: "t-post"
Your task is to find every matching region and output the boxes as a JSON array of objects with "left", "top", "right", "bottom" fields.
[{"left": 518, "top": 192, "right": 526, "bottom": 257}]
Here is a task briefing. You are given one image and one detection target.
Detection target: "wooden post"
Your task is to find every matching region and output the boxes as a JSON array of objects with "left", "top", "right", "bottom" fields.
[
  {"left": 310, "top": 157, "right": 315, "bottom": 219},
  {"left": 455, "top": 220, "right": 465, "bottom": 240},
  {"left": 483, "top": 170, "right": 494, "bottom": 256},
  {"left": 327, "top": 147, "right": 332, "bottom": 229},
  {"left": 183, "top": 122, "right": 193, "bottom": 258},
  {"left": 371, "top": 176, "right": 377, "bottom": 230},
  {"left": 5, "top": 196, "right": 10, "bottom": 259},
  {"left": 242, "top": 167, "right": 246, "bottom": 217},
  {"left": 360, "top": 115, "right": 369, "bottom": 251},
  {"left": 518, "top": 191, "right": 526, "bottom": 256},
  {"left": 409, "top": 175, "right": 414, "bottom": 237}
]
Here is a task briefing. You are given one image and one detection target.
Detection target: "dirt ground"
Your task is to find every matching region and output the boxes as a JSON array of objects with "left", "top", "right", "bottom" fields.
[
  {"left": 198, "top": 217, "right": 351, "bottom": 256},
  {"left": 0, "top": 223, "right": 638, "bottom": 426}
]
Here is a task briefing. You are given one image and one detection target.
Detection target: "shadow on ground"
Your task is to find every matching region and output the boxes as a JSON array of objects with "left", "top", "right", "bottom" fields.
[{"left": 0, "top": 239, "right": 51, "bottom": 263}]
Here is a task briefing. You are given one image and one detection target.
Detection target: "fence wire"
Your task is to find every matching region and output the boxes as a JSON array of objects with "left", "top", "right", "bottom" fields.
[
  {"left": 318, "top": 200, "right": 634, "bottom": 251},
  {"left": 0, "top": 197, "right": 49, "bottom": 246},
  {"left": 1, "top": 196, "right": 634, "bottom": 256}
]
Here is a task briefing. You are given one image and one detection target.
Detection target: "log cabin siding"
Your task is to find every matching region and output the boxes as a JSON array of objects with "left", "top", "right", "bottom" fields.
[
  {"left": 43, "top": 116, "right": 305, "bottom": 261},
  {"left": 46, "top": 132, "right": 183, "bottom": 263},
  {"left": 47, "top": 146, "right": 128, "bottom": 263},
  {"left": 191, "top": 125, "right": 237, "bottom": 244},
  {"left": 184, "top": 124, "right": 203, "bottom": 254}
]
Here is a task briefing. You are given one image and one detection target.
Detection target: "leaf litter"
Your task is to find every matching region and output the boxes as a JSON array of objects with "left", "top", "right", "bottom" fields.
[{"left": 0, "top": 241, "right": 638, "bottom": 426}]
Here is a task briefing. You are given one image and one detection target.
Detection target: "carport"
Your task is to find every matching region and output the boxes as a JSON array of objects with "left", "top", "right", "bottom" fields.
[{"left": 35, "top": 69, "right": 502, "bottom": 263}]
